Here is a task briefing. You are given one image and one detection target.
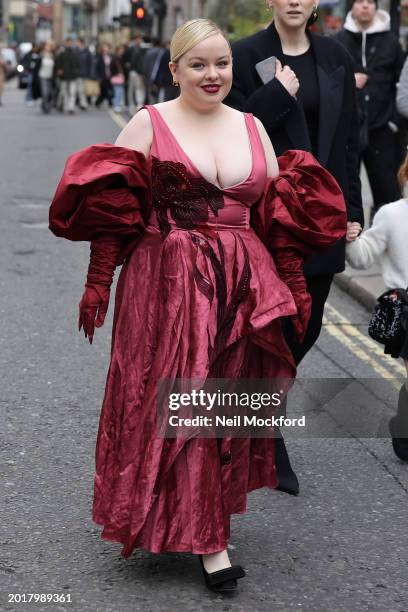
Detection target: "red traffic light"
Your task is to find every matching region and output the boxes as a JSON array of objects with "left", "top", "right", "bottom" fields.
[{"left": 136, "top": 7, "right": 144, "bottom": 18}]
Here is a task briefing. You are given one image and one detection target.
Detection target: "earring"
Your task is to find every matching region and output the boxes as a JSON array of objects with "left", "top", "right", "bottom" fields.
[
  {"left": 173, "top": 80, "right": 179, "bottom": 87},
  {"left": 312, "top": 4, "right": 318, "bottom": 19}
]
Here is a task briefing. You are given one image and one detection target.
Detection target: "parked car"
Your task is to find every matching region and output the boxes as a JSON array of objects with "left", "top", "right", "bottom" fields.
[{"left": 1, "top": 47, "right": 17, "bottom": 79}]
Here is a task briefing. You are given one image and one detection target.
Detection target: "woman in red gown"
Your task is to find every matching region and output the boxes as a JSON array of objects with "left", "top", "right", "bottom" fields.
[{"left": 49, "top": 19, "right": 346, "bottom": 592}]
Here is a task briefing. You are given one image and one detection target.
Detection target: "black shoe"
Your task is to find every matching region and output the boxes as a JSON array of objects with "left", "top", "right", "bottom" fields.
[
  {"left": 389, "top": 417, "right": 408, "bottom": 461},
  {"left": 198, "top": 555, "right": 245, "bottom": 593},
  {"left": 389, "top": 384, "right": 408, "bottom": 461}
]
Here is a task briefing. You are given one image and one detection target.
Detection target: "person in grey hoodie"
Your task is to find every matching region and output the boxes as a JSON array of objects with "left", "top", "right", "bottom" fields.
[{"left": 335, "top": 0, "right": 405, "bottom": 219}]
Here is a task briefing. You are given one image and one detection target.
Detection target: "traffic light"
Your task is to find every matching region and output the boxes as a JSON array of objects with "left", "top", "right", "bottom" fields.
[{"left": 132, "top": 0, "right": 146, "bottom": 25}]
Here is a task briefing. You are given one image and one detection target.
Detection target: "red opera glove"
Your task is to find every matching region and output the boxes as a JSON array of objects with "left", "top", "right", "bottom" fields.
[
  {"left": 78, "top": 235, "right": 122, "bottom": 343},
  {"left": 272, "top": 247, "right": 312, "bottom": 341}
]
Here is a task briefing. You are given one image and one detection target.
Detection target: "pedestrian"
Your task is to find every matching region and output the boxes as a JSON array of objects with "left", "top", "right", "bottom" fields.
[
  {"left": 153, "top": 42, "right": 178, "bottom": 102},
  {"left": 55, "top": 38, "right": 80, "bottom": 114},
  {"left": 396, "top": 56, "right": 408, "bottom": 120},
  {"left": 38, "top": 40, "right": 55, "bottom": 114},
  {"left": 111, "top": 45, "right": 126, "bottom": 113},
  {"left": 335, "top": 0, "right": 405, "bottom": 220},
  {"left": 123, "top": 33, "right": 146, "bottom": 113},
  {"left": 95, "top": 43, "right": 113, "bottom": 109},
  {"left": 83, "top": 45, "right": 100, "bottom": 106},
  {"left": 143, "top": 37, "right": 162, "bottom": 104},
  {"left": 225, "top": 0, "right": 364, "bottom": 493},
  {"left": 0, "top": 51, "right": 6, "bottom": 106},
  {"left": 49, "top": 19, "right": 346, "bottom": 592},
  {"left": 24, "top": 44, "right": 41, "bottom": 107},
  {"left": 76, "top": 38, "right": 92, "bottom": 110},
  {"left": 346, "top": 156, "right": 408, "bottom": 462}
]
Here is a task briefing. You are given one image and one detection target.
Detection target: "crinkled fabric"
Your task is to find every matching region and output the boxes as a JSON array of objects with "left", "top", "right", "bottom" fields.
[{"left": 49, "top": 131, "right": 346, "bottom": 556}]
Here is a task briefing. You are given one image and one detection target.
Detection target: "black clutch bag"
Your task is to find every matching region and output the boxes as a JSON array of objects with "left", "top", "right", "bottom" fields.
[{"left": 368, "top": 288, "right": 408, "bottom": 351}]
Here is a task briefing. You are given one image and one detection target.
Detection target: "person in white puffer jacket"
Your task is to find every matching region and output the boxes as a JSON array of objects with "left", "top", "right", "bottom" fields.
[{"left": 346, "top": 155, "right": 408, "bottom": 461}]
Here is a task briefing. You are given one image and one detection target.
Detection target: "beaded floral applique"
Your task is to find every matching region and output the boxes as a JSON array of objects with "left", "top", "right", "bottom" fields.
[{"left": 151, "top": 156, "right": 224, "bottom": 237}]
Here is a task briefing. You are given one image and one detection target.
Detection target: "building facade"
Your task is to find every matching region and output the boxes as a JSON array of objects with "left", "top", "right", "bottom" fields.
[
  {"left": 160, "top": 0, "right": 207, "bottom": 42},
  {"left": 0, "top": 0, "right": 10, "bottom": 43}
]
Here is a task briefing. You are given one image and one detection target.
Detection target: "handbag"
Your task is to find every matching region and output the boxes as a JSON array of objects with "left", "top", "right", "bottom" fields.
[
  {"left": 84, "top": 79, "right": 100, "bottom": 98},
  {"left": 111, "top": 73, "right": 125, "bottom": 86},
  {"left": 368, "top": 288, "right": 408, "bottom": 351}
]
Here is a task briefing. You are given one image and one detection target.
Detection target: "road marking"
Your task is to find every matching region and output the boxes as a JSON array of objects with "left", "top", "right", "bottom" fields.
[
  {"left": 325, "top": 302, "right": 405, "bottom": 376},
  {"left": 20, "top": 222, "right": 48, "bottom": 229},
  {"left": 108, "top": 109, "right": 127, "bottom": 130},
  {"left": 18, "top": 203, "right": 49, "bottom": 209},
  {"left": 324, "top": 302, "right": 404, "bottom": 388}
]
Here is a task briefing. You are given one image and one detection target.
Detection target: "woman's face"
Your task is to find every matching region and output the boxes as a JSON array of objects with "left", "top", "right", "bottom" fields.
[
  {"left": 169, "top": 33, "right": 232, "bottom": 109},
  {"left": 267, "top": 0, "right": 317, "bottom": 30}
]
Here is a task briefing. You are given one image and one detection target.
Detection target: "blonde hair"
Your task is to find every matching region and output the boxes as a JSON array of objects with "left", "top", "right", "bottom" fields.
[
  {"left": 398, "top": 152, "right": 408, "bottom": 189},
  {"left": 170, "top": 18, "right": 230, "bottom": 63}
]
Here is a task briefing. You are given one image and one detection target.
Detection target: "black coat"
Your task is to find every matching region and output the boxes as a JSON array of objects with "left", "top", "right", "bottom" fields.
[
  {"left": 54, "top": 47, "right": 79, "bottom": 82},
  {"left": 334, "top": 28, "right": 405, "bottom": 131},
  {"left": 96, "top": 54, "right": 112, "bottom": 81},
  {"left": 225, "top": 22, "right": 364, "bottom": 276}
]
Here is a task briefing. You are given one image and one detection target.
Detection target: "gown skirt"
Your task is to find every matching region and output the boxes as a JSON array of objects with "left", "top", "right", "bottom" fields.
[{"left": 93, "top": 222, "right": 298, "bottom": 555}]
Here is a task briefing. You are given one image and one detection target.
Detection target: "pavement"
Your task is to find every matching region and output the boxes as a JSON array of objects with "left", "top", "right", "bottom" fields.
[{"left": 334, "top": 166, "right": 384, "bottom": 312}]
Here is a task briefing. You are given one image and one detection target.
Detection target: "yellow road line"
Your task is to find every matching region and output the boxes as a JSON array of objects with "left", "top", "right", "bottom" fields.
[
  {"left": 323, "top": 323, "right": 400, "bottom": 389},
  {"left": 325, "top": 302, "right": 405, "bottom": 376},
  {"left": 108, "top": 109, "right": 127, "bottom": 130},
  {"left": 323, "top": 302, "right": 404, "bottom": 388}
]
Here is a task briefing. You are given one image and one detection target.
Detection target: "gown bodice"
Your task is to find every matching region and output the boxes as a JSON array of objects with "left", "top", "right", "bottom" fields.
[{"left": 145, "top": 105, "right": 268, "bottom": 232}]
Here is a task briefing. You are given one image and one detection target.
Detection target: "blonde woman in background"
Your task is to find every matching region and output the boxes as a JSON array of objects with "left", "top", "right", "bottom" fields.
[{"left": 39, "top": 40, "right": 55, "bottom": 114}]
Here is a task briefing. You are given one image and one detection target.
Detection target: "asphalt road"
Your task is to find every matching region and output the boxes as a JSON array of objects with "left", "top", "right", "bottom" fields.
[{"left": 1, "top": 82, "right": 407, "bottom": 612}]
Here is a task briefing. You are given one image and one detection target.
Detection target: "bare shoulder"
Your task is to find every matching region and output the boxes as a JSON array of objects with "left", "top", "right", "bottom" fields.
[
  {"left": 252, "top": 116, "right": 279, "bottom": 178},
  {"left": 114, "top": 108, "right": 153, "bottom": 157},
  {"left": 253, "top": 116, "right": 270, "bottom": 141},
  {"left": 154, "top": 100, "right": 175, "bottom": 113}
]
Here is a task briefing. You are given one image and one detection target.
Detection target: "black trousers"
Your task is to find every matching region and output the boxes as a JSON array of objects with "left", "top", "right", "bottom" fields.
[
  {"left": 361, "top": 125, "right": 402, "bottom": 215},
  {"left": 275, "top": 274, "right": 334, "bottom": 496},
  {"left": 96, "top": 79, "right": 113, "bottom": 107},
  {"left": 285, "top": 273, "right": 334, "bottom": 366}
]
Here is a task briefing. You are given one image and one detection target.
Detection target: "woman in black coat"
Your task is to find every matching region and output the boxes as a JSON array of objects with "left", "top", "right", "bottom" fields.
[
  {"left": 226, "top": 1, "right": 364, "bottom": 368},
  {"left": 226, "top": 0, "right": 365, "bottom": 497}
]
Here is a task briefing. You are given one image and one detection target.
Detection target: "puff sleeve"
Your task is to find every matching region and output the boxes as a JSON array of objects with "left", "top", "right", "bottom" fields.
[{"left": 49, "top": 143, "right": 151, "bottom": 262}]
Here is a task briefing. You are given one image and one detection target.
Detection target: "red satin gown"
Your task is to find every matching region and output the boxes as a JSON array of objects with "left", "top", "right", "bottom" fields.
[{"left": 49, "top": 105, "right": 347, "bottom": 557}]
